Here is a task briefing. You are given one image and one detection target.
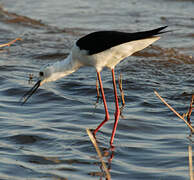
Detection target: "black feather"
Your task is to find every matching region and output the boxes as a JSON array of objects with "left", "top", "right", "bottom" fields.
[{"left": 76, "top": 26, "right": 168, "bottom": 55}]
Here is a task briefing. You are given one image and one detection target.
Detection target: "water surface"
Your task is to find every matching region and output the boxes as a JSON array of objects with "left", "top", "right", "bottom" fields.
[{"left": 0, "top": 0, "right": 194, "bottom": 179}]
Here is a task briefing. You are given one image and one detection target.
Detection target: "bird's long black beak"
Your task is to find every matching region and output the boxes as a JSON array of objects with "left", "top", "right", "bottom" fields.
[{"left": 20, "top": 80, "right": 41, "bottom": 105}]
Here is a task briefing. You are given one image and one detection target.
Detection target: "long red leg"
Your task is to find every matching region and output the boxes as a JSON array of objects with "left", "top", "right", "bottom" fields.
[
  {"left": 110, "top": 69, "right": 120, "bottom": 145},
  {"left": 94, "top": 71, "right": 110, "bottom": 135}
]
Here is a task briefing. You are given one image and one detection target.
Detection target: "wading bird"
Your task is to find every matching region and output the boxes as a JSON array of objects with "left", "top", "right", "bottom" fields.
[{"left": 21, "top": 26, "right": 168, "bottom": 146}]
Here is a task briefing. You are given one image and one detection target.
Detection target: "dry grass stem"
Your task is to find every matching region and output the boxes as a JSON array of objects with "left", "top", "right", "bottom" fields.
[
  {"left": 0, "top": 38, "right": 22, "bottom": 48},
  {"left": 96, "top": 76, "right": 100, "bottom": 99},
  {"left": 188, "top": 145, "right": 194, "bottom": 180},
  {"left": 118, "top": 74, "right": 125, "bottom": 106},
  {"left": 154, "top": 90, "right": 194, "bottom": 133},
  {"left": 187, "top": 95, "right": 194, "bottom": 125},
  {"left": 86, "top": 128, "right": 111, "bottom": 180}
]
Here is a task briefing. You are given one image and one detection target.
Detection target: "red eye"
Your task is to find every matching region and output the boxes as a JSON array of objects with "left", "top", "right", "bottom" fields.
[{"left": 39, "top": 72, "right": 44, "bottom": 76}]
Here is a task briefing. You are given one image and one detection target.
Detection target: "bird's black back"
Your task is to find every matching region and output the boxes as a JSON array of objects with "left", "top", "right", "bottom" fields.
[{"left": 76, "top": 26, "right": 168, "bottom": 55}]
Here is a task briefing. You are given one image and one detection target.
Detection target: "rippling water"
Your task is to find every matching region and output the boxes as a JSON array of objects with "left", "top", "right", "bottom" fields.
[{"left": 0, "top": 0, "right": 194, "bottom": 179}]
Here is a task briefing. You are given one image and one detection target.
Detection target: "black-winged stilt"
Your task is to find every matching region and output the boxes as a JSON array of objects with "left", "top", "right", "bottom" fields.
[{"left": 21, "top": 26, "right": 168, "bottom": 146}]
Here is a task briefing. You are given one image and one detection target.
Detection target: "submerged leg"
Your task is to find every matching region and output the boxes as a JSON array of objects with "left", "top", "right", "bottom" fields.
[
  {"left": 110, "top": 69, "right": 120, "bottom": 145},
  {"left": 94, "top": 71, "right": 110, "bottom": 135}
]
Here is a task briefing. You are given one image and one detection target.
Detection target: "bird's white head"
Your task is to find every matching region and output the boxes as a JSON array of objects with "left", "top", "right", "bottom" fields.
[
  {"left": 38, "top": 63, "right": 54, "bottom": 85},
  {"left": 21, "top": 54, "right": 81, "bottom": 105},
  {"left": 20, "top": 63, "right": 54, "bottom": 105}
]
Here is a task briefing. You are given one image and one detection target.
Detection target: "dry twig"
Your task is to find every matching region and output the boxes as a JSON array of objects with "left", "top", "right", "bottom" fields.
[
  {"left": 188, "top": 145, "right": 194, "bottom": 180},
  {"left": 154, "top": 90, "right": 194, "bottom": 133},
  {"left": 0, "top": 38, "right": 22, "bottom": 48},
  {"left": 86, "top": 128, "right": 111, "bottom": 180}
]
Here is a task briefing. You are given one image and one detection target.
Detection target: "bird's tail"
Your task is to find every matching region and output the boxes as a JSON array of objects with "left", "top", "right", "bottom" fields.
[{"left": 145, "top": 26, "right": 170, "bottom": 35}]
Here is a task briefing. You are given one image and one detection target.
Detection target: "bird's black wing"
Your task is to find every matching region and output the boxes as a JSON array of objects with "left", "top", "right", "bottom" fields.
[{"left": 76, "top": 26, "right": 168, "bottom": 55}]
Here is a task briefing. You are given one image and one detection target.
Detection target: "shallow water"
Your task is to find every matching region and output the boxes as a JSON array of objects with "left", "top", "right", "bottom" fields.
[{"left": 0, "top": 0, "right": 194, "bottom": 179}]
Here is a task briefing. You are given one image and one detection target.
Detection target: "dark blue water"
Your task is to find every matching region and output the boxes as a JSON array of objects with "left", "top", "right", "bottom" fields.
[{"left": 0, "top": 0, "right": 194, "bottom": 179}]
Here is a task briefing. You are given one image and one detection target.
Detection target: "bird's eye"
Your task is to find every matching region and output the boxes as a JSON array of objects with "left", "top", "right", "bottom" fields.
[{"left": 39, "top": 72, "right": 44, "bottom": 76}]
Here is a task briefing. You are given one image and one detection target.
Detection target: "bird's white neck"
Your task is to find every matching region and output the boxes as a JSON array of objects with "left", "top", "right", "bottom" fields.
[{"left": 45, "top": 54, "right": 81, "bottom": 83}]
